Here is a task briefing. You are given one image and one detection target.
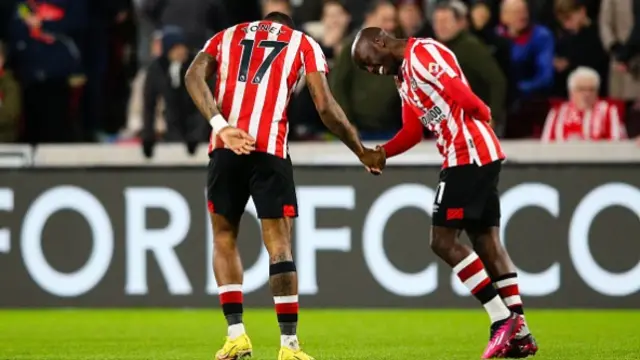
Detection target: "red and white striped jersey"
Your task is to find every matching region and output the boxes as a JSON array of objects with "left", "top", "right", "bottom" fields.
[
  {"left": 541, "top": 100, "right": 627, "bottom": 142},
  {"left": 397, "top": 38, "right": 505, "bottom": 168},
  {"left": 203, "top": 21, "right": 328, "bottom": 158}
]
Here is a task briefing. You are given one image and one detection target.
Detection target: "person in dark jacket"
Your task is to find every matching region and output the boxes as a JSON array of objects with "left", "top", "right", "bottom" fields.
[
  {"left": 470, "top": 1, "right": 512, "bottom": 92},
  {"left": 433, "top": 1, "right": 507, "bottom": 131},
  {"left": 141, "top": 0, "right": 228, "bottom": 51},
  {"left": 0, "top": 42, "right": 21, "bottom": 142},
  {"left": 330, "top": 0, "right": 401, "bottom": 139},
  {"left": 9, "top": 0, "right": 89, "bottom": 144},
  {"left": 553, "top": 0, "right": 609, "bottom": 97},
  {"left": 141, "top": 26, "right": 207, "bottom": 158}
]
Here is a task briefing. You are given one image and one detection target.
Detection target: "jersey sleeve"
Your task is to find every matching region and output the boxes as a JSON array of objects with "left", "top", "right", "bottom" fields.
[
  {"left": 202, "top": 31, "right": 225, "bottom": 59},
  {"left": 300, "top": 35, "right": 329, "bottom": 75},
  {"left": 381, "top": 101, "right": 424, "bottom": 158},
  {"left": 410, "top": 42, "right": 459, "bottom": 86},
  {"left": 410, "top": 41, "right": 491, "bottom": 122}
]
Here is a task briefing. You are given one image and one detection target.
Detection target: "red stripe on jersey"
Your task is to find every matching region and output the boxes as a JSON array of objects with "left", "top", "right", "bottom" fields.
[{"left": 221, "top": 27, "right": 246, "bottom": 124}]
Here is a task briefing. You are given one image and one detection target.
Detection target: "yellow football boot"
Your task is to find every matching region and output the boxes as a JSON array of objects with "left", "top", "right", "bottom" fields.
[
  {"left": 278, "top": 346, "right": 315, "bottom": 360},
  {"left": 215, "top": 334, "right": 252, "bottom": 360}
]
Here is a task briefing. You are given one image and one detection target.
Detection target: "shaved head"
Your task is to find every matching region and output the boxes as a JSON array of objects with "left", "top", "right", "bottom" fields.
[
  {"left": 502, "top": 0, "right": 526, "bottom": 11},
  {"left": 350, "top": 27, "right": 406, "bottom": 76}
]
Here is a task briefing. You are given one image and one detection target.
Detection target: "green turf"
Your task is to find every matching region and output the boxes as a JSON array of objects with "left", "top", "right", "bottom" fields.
[{"left": 0, "top": 310, "right": 639, "bottom": 360}]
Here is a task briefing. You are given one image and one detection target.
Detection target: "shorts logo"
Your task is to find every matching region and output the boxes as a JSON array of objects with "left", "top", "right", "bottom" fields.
[
  {"left": 207, "top": 200, "right": 215, "bottom": 213},
  {"left": 446, "top": 208, "right": 464, "bottom": 220},
  {"left": 283, "top": 205, "right": 296, "bottom": 217}
]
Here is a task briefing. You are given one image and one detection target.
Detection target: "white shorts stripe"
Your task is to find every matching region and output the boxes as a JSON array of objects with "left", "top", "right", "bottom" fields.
[
  {"left": 274, "top": 295, "right": 299, "bottom": 304},
  {"left": 218, "top": 284, "right": 243, "bottom": 293}
]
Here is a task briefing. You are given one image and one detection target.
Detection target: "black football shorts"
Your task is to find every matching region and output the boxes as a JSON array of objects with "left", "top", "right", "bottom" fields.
[
  {"left": 207, "top": 149, "right": 298, "bottom": 224},
  {"left": 432, "top": 160, "right": 502, "bottom": 230}
]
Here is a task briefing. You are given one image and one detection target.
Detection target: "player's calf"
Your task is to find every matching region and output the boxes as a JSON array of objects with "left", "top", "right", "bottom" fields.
[{"left": 269, "top": 257, "right": 300, "bottom": 350}]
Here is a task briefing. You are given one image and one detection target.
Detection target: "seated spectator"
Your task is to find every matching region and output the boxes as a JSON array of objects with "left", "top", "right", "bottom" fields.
[
  {"left": 599, "top": 0, "right": 640, "bottom": 103},
  {"left": 542, "top": 67, "right": 627, "bottom": 142},
  {"left": 398, "top": 0, "right": 424, "bottom": 37},
  {"left": 553, "top": 0, "right": 609, "bottom": 98},
  {"left": 330, "top": 0, "right": 401, "bottom": 139},
  {"left": 141, "top": 26, "right": 206, "bottom": 158},
  {"left": 497, "top": 0, "right": 554, "bottom": 100},
  {"left": 0, "top": 41, "right": 21, "bottom": 142},
  {"left": 432, "top": 1, "right": 507, "bottom": 132}
]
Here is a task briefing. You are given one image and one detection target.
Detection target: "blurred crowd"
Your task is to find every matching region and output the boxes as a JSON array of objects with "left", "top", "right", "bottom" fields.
[{"left": 0, "top": 0, "right": 639, "bottom": 154}]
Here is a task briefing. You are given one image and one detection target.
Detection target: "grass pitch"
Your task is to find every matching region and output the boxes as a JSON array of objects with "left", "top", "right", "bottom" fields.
[{"left": 0, "top": 309, "right": 639, "bottom": 360}]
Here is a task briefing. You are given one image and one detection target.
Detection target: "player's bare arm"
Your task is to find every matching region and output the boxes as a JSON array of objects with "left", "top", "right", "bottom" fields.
[
  {"left": 185, "top": 51, "right": 255, "bottom": 154},
  {"left": 185, "top": 51, "right": 220, "bottom": 120},
  {"left": 305, "top": 71, "right": 384, "bottom": 171}
]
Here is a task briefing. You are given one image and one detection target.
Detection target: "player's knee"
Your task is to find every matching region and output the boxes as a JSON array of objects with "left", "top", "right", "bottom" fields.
[
  {"left": 430, "top": 227, "right": 456, "bottom": 256},
  {"left": 213, "top": 230, "right": 237, "bottom": 253}
]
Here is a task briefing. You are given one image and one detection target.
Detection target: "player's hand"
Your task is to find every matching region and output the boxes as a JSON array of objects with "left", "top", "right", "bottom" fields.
[
  {"left": 359, "top": 146, "right": 386, "bottom": 175},
  {"left": 219, "top": 127, "right": 256, "bottom": 155}
]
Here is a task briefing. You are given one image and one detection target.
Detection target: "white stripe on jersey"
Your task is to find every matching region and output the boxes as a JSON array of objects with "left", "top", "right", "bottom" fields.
[
  {"left": 476, "top": 119, "right": 500, "bottom": 160},
  {"left": 227, "top": 21, "right": 260, "bottom": 127},
  {"left": 308, "top": 35, "right": 326, "bottom": 71},
  {"left": 248, "top": 23, "right": 283, "bottom": 140},
  {"left": 458, "top": 109, "right": 479, "bottom": 164},
  {"left": 216, "top": 25, "right": 237, "bottom": 106},
  {"left": 424, "top": 43, "right": 457, "bottom": 79},
  {"left": 267, "top": 31, "right": 303, "bottom": 154}
]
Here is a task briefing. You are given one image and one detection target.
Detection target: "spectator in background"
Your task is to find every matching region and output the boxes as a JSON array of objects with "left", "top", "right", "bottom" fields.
[
  {"left": 432, "top": 1, "right": 507, "bottom": 132},
  {"left": 318, "top": 0, "right": 351, "bottom": 63},
  {"left": 397, "top": 0, "right": 424, "bottom": 37},
  {"left": 100, "top": 0, "right": 139, "bottom": 139},
  {"left": 330, "top": 0, "right": 401, "bottom": 139},
  {"left": 262, "top": 0, "right": 293, "bottom": 17},
  {"left": 127, "top": 30, "right": 165, "bottom": 141},
  {"left": 141, "top": 0, "right": 228, "bottom": 51},
  {"left": 141, "top": 26, "right": 205, "bottom": 158},
  {"left": 0, "top": 42, "right": 21, "bottom": 142},
  {"left": 498, "top": 0, "right": 554, "bottom": 99},
  {"left": 9, "top": 0, "right": 89, "bottom": 144},
  {"left": 599, "top": 0, "right": 640, "bottom": 102},
  {"left": 469, "top": 1, "right": 512, "bottom": 83},
  {"left": 553, "top": 0, "right": 608, "bottom": 98},
  {"left": 289, "top": 0, "right": 351, "bottom": 139},
  {"left": 296, "top": 0, "right": 368, "bottom": 27},
  {"left": 542, "top": 67, "right": 626, "bottom": 142}
]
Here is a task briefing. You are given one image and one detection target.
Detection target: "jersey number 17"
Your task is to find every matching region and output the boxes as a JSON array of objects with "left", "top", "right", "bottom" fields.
[{"left": 238, "top": 39, "right": 288, "bottom": 84}]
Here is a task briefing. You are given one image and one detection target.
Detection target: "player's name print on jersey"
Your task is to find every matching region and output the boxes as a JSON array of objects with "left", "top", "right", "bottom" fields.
[
  {"left": 203, "top": 21, "right": 328, "bottom": 158},
  {"left": 399, "top": 37, "right": 505, "bottom": 168}
]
